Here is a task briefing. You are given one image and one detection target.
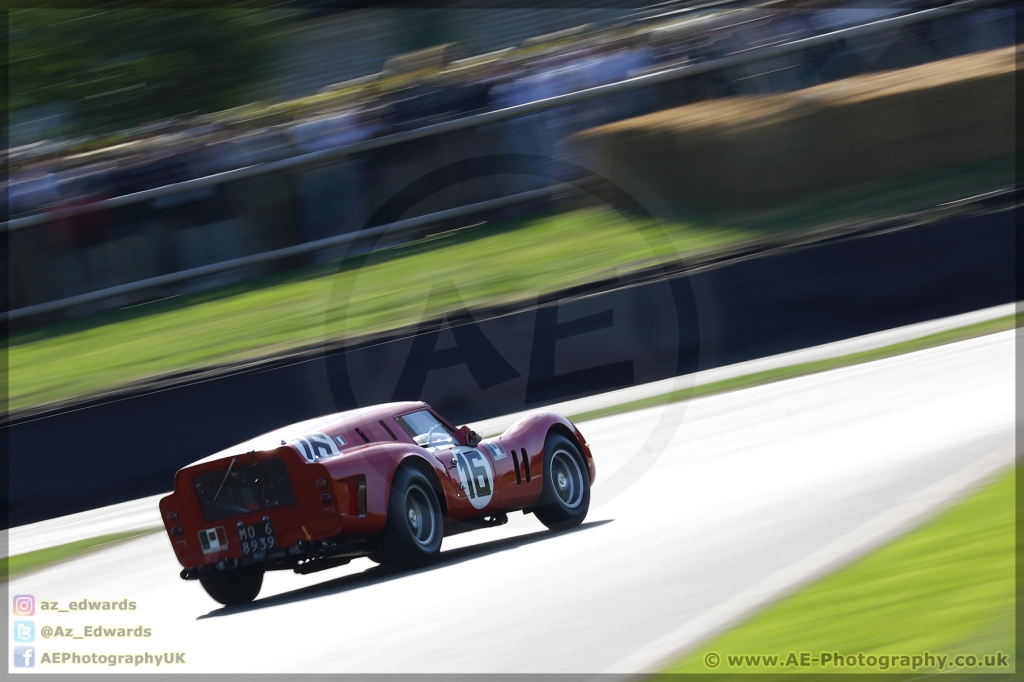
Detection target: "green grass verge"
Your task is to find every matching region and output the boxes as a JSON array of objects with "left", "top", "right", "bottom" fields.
[
  {"left": 660, "top": 467, "right": 1014, "bottom": 675},
  {"left": 7, "top": 155, "right": 1010, "bottom": 415},
  {"left": 569, "top": 313, "right": 1017, "bottom": 423},
  {"left": 9, "top": 208, "right": 750, "bottom": 413},
  {"left": 2, "top": 528, "right": 162, "bottom": 580}
]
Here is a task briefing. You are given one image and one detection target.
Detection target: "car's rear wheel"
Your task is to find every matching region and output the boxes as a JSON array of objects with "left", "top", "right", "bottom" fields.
[
  {"left": 533, "top": 433, "right": 590, "bottom": 531},
  {"left": 376, "top": 467, "right": 443, "bottom": 568},
  {"left": 199, "top": 568, "right": 263, "bottom": 606}
]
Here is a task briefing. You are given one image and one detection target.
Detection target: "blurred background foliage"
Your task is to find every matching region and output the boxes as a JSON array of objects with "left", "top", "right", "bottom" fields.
[{"left": 9, "top": 7, "right": 290, "bottom": 136}]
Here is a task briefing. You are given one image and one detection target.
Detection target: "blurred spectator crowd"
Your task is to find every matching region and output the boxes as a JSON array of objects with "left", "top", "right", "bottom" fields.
[{"left": 5, "top": 5, "right": 1015, "bottom": 317}]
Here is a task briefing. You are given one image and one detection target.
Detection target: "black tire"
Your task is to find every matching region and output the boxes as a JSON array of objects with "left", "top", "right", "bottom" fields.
[
  {"left": 533, "top": 433, "right": 590, "bottom": 531},
  {"left": 376, "top": 467, "right": 444, "bottom": 568},
  {"left": 199, "top": 568, "right": 263, "bottom": 606}
]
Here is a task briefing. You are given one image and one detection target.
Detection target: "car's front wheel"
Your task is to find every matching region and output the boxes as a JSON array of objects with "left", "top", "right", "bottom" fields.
[
  {"left": 376, "top": 467, "right": 443, "bottom": 568},
  {"left": 199, "top": 568, "right": 263, "bottom": 606},
  {"left": 533, "top": 433, "right": 590, "bottom": 531}
]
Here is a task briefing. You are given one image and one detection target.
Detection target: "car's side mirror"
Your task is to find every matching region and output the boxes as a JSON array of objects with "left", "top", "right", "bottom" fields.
[{"left": 455, "top": 425, "right": 482, "bottom": 447}]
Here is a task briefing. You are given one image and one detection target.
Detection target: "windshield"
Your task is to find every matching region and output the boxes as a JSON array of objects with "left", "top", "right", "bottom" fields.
[{"left": 396, "top": 410, "right": 456, "bottom": 449}]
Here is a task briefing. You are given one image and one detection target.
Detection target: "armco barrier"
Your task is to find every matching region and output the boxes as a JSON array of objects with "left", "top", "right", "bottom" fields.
[{"left": 4, "top": 204, "right": 1014, "bottom": 527}]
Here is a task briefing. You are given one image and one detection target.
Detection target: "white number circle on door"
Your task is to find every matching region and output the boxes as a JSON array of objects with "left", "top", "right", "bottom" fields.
[{"left": 454, "top": 449, "right": 494, "bottom": 510}]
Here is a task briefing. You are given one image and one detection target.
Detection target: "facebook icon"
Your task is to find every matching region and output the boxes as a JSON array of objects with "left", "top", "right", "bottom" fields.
[{"left": 14, "top": 646, "right": 35, "bottom": 668}]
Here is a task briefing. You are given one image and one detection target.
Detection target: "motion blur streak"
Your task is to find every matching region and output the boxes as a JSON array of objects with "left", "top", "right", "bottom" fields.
[
  {"left": 6, "top": 302, "right": 1010, "bottom": 556},
  {"left": 8, "top": 330, "right": 1012, "bottom": 673},
  {"left": 8, "top": 5, "right": 1013, "bottom": 324}
]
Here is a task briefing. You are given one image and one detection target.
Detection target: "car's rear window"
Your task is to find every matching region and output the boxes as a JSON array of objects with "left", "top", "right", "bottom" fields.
[{"left": 193, "top": 457, "right": 297, "bottom": 522}]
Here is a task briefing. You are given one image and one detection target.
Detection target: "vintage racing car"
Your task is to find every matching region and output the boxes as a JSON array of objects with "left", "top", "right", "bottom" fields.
[{"left": 159, "top": 402, "right": 595, "bottom": 605}]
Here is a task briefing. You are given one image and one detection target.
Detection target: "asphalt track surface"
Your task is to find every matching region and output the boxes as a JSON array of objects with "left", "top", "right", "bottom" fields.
[
  {"left": 7, "top": 329, "right": 1014, "bottom": 675},
  {"left": 6, "top": 302, "right": 1011, "bottom": 556}
]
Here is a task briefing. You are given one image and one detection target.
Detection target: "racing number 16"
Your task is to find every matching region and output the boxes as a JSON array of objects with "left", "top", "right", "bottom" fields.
[{"left": 456, "top": 451, "right": 491, "bottom": 499}]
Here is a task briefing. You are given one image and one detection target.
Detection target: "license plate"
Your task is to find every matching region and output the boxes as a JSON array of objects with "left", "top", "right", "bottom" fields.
[{"left": 237, "top": 519, "right": 277, "bottom": 557}]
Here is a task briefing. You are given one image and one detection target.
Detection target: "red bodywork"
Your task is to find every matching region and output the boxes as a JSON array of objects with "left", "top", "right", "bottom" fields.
[{"left": 159, "top": 402, "right": 595, "bottom": 571}]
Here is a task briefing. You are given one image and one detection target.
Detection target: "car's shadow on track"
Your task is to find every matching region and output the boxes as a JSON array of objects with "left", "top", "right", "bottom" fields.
[{"left": 198, "top": 519, "right": 613, "bottom": 618}]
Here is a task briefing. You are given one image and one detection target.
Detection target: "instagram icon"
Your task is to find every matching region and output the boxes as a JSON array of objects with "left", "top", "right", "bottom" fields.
[{"left": 12, "top": 595, "right": 35, "bottom": 616}]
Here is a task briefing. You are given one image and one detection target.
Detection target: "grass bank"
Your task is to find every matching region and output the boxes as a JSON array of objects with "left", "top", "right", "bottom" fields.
[
  {"left": 9, "top": 150, "right": 1010, "bottom": 415},
  {"left": 661, "top": 467, "right": 1014, "bottom": 676},
  {"left": 3, "top": 529, "right": 162, "bottom": 580},
  {"left": 10, "top": 208, "right": 749, "bottom": 412}
]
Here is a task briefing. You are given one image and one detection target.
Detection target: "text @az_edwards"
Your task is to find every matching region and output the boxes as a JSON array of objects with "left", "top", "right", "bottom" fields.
[
  {"left": 34, "top": 598, "right": 137, "bottom": 612},
  {"left": 702, "top": 651, "right": 1011, "bottom": 671},
  {"left": 40, "top": 624, "right": 152, "bottom": 639}
]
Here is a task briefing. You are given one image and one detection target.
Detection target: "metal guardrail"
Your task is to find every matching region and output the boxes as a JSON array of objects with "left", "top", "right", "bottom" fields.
[
  {"left": 2, "top": 0, "right": 1003, "bottom": 233},
  {"left": 3, "top": 183, "right": 583, "bottom": 322},
  {"left": 3, "top": 0, "right": 1008, "bottom": 322}
]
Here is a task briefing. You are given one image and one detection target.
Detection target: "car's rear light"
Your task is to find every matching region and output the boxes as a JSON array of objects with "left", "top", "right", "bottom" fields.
[
  {"left": 174, "top": 540, "right": 187, "bottom": 551},
  {"left": 171, "top": 526, "right": 183, "bottom": 537},
  {"left": 166, "top": 511, "right": 178, "bottom": 523},
  {"left": 315, "top": 478, "right": 328, "bottom": 490},
  {"left": 323, "top": 507, "right": 336, "bottom": 516},
  {"left": 320, "top": 493, "right": 332, "bottom": 504}
]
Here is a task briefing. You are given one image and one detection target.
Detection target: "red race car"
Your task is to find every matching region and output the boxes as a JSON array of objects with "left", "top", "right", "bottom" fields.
[{"left": 159, "top": 401, "right": 595, "bottom": 605}]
